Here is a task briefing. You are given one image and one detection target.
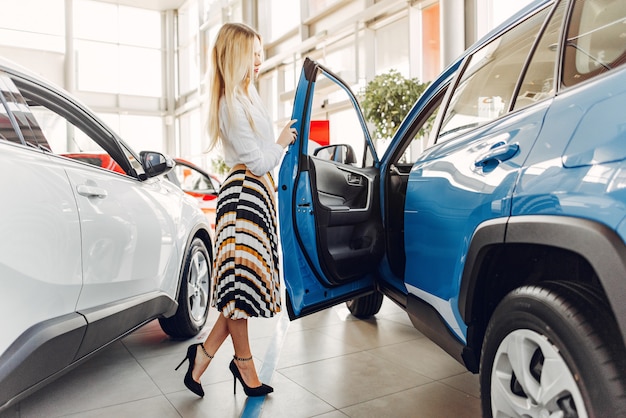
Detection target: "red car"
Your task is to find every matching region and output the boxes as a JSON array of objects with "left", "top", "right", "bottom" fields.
[
  {"left": 62, "top": 153, "right": 126, "bottom": 174},
  {"left": 170, "top": 158, "right": 219, "bottom": 235}
]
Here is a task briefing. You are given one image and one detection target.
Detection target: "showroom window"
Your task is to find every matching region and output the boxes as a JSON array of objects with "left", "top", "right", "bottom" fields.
[
  {"left": 0, "top": 0, "right": 64, "bottom": 53},
  {"left": 100, "top": 113, "right": 165, "bottom": 154},
  {"left": 375, "top": 15, "right": 409, "bottom": 77},
  {"left": 74, "top": 0, "right": 162, "bottom": 97},
  {"left": 178, "top": 0, "right": 201, "bottom": 97},
  {"left": 177, "top": 109, "right": 203, "bottom": 157},
  {"left": 306, "top": 0, "right": 343, "bottom": 18},
  {"left": 258, "top": 0, "right": 300, "bottom": 43}
]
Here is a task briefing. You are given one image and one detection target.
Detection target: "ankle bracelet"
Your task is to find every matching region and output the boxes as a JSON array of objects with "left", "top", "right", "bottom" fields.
[
  {"left": 233, "top": 355, "right": 253, "bottom": 362},
  {"left": 199, "top": 344, "right": 214, "bottom": 359}
]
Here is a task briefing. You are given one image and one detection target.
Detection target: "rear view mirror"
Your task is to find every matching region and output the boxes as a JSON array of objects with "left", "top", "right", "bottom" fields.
[{"left": 313, "top": 144, "right": 356, "bottom": 165}]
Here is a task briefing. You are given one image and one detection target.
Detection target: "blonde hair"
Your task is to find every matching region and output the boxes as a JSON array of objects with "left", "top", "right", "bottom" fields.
[{"left": 205, "top": 22, "right": 263, "bottom": 152}]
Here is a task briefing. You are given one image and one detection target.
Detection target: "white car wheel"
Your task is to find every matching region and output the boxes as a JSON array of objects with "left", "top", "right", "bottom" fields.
[
  {"left": 159, "top": 237, "right": 211, "bottom": 337},
  {"left": 187, "top": 246, "right": 210, "bottom": 323},
  {"left": 480, "top": 282, "right": 626, "bottom": 418},
  {"left": 490, "top": 328, "right": 585, "bottom": 417}
]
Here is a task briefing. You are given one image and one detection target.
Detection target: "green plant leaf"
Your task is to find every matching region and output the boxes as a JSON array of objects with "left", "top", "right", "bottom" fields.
[{"left": 360, "top": 69, "right": 429, "bottom": 140}]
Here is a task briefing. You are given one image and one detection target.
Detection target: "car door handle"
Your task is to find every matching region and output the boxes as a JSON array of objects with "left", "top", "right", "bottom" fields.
[
  {"left": 475, "top": 143, "right": 519, "bottom": 167},
  {"left": 347, "top": 173, "right": 362, "bottom": 186},
  {"left": 76, "top": 184, "right": 108, "bottom": 199}
]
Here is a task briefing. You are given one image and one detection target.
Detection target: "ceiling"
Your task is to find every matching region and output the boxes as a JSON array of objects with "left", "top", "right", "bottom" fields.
[{"left": 95, "top": 0, "right": 187, "bottom": 11}]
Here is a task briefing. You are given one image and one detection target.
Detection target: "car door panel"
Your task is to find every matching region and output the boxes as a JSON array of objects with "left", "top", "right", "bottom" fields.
[
  {"left": 63, "top": 162, "right": 181, "bottom": 310},
  {"left": 313, "top": 157, "right": 374, "bottom": 224},
  {"left": 0, "top": 143, "right": 84, "bottom": 357},
  {"left": 308, "top": 157, "right": 382, "bottom": 282},
  {"left": 279, "top": 58, "right": 381, "bottom": 318},
  {"left": 404, "top": 101, "right": 550, "bottom": 341}
]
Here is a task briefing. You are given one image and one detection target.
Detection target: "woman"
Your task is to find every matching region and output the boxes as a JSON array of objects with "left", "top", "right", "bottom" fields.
[{"left": 175, "top": 22, "right": 297, "bottom": 398}]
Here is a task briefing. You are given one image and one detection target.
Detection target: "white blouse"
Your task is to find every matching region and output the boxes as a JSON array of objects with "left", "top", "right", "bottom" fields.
[{"left": 219, "top": 93, "right": 284, "bottom": 177}]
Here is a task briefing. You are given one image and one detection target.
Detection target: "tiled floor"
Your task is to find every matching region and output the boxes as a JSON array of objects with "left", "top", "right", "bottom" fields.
[{"left": 0, "top": 298, "right": 482, "bottom": 418}]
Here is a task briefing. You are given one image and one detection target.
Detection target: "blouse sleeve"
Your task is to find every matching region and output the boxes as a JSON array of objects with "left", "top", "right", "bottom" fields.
[{"left": 221, "top": 101, "right": 284, "bottom": 176}]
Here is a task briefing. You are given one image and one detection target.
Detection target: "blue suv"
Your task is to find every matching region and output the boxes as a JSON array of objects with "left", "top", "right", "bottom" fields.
[{"left": 278, "top": 0, "right": 626, "bottom": 416}]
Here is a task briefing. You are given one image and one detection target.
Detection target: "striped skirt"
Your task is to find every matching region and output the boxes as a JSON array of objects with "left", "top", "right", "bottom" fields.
[{"left": 211, "top": 164, "right": 281, "bottom": 319}]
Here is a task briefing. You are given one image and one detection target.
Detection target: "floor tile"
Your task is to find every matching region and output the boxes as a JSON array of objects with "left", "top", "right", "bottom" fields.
[
  {"left": 441, "top": 371, "right": 481, "bottom": 398},
  {"left": 63, "top": 396, "right": 180, "bottom": 418},
  {"left": 340, "top": 381, "right": 482, "bottom": 418},
  {"left": 259, "top": 373, "right": 334, "bottom": 418},
  {"left": 367, "top": 338, "right": 467, "bottom": 380},
  {"left": 272, "top": 328, "right": 363, "bottom": 369},
  {"left": 17, "top": 344, "right": 160, "bottom": 417},
  {"left": 310, "top": 412, "right": 350, "bottom": 418},
  {"left": 316, "top": 315, "right": 422, "bottom": 351},
  {"left": 279, "top": 351, "right": 432, "bottom": 409}
]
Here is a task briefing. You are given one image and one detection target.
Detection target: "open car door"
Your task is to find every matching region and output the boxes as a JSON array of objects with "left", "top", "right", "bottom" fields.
[{"left": 278, "top": 58, "right": 384, "bottom": 319}]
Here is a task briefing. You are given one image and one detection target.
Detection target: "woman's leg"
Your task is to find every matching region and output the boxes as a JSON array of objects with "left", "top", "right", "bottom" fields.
[
  {"left": 228, "top": 318, "right": 262, "bottom": 387},
  {"left": 192, "top": 313, "right": 229, "bottom": 382}
]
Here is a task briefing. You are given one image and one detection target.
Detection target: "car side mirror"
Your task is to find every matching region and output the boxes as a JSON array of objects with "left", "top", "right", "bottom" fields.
[
  {"left": 140, "top": 151, "right": 175, "bottom": 178},
  {"left": 313, "top": 144, "right": 357, "bottom": 165}
]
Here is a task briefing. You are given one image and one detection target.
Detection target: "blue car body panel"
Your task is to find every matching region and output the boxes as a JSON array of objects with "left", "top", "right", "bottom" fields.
[{"left": 404, "top": 100, "right": 550, "bottom": 341}]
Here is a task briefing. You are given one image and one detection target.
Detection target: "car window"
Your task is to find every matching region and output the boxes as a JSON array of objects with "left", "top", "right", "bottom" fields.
[
  {"left": 306, "top": 71, "right": 373, "bottom": 168},
  {"left": 0, "top": 73, "right": 49, "bottom": 150},
  {"left": 118, "top": 141, "right": 144, "bottom": 177},
  {"left": 393, "top": 94, "right": 444, "bottom": 167},
  {"left": 0, "top": 77, "right": 20, "bottom": 145},
  {"left": 513, "top": 0, "right": 567, "bottom": 111},
  {"left": 436, "top": 5, "right": 552, "bottom": 143},
  {"left": 562, "top": 0, "right": 626, "bottom": 87},
  {"left": 9, "top": 77, "right": 130, "bottom": 176}
]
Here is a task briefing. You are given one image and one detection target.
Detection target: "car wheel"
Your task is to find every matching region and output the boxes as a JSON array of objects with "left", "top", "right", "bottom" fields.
[
  {"left": 480, "top": 282, "right": 626, "bottom": 418},
  {"left": 346, "top": 291, "right": 384, "bottom": 318},
  {"left": 159, "top": 237, "right": 211, "bottom": 338}
]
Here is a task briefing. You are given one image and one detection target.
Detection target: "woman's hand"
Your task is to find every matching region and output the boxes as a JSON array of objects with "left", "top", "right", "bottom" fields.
[{"left": 277, "top": 119, "right": 298, "bottom": 148}]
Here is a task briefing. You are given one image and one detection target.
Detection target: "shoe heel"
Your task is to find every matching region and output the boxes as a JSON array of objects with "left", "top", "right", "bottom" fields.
[
  {"left": 229, "top": 358, "right": 273, "bottom": 397},
  {"left": 175, "top": 356, "right": 187, "bottom": 371}
]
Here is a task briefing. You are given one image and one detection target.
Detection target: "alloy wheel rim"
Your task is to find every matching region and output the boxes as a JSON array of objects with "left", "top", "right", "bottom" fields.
[{"left": 187, "top": 250, "right": 209, "bottom": 322}]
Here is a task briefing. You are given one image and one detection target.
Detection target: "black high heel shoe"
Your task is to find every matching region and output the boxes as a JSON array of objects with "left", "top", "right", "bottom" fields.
[
  {"left": 175, "top": 343, "right": 213, "bottom": 397},
  {"left": 229, "top": 355, "right": 273, "bottom": 397}
]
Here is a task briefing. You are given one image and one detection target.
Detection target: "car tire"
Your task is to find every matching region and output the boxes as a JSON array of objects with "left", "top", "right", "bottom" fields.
[
  {"left": 346, "top": 291, "right": 384, "bottom": 318},
  {"left": 480, "top": 282, "right": 626, "bottom": 418},
  {"left": 159, "top": 237, "right": 211, "bottom": 338}
]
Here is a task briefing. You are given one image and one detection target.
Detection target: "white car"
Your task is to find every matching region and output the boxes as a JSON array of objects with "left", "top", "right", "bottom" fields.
[{"left": 0, "top": 58, "right": 213, "bottom": 410}]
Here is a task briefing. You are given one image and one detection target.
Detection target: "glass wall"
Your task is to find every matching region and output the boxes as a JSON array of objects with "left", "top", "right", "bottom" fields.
[
  {"left": 258, "top": 0, "right": 300, "bottom": 43},
  {"left": 0, "top": 0, "right": 65, "bottom": 53},
  {"left": 74, "top": 0, "right": 162, "bottom": 96},
  {"left": 375, "top": 16, "right": 410, "bottom": 77},
  {"left": 178, "top": 0, "right": 201, "bottom": 97}
]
